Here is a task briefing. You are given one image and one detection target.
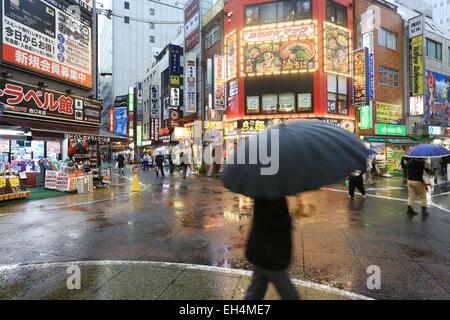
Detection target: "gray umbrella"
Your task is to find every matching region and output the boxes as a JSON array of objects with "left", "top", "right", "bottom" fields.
[{"left": 221, "top": 120, "right": 369, "bottom": 199}]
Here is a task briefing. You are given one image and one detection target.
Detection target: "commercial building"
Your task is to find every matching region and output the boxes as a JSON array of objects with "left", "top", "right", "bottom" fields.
[
  {"left": 98, "top": 0, "right": 186, "bottom": 129},
  {"left": 0, "top": 0, "right": 121, "bottom": 196},
  {"left": 223, "top": 0, "right": 356, "bottom": 152},
  {"left": 393, "top": 0, "right": 450, "bottom": 149},
  {"left": 353, "top": 0, "right": 410, "bottom": 175}
]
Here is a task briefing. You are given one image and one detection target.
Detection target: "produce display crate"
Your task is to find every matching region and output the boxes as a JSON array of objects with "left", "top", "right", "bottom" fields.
[{"left": 0, "top": 191, "right": 31, "bottom": 202}]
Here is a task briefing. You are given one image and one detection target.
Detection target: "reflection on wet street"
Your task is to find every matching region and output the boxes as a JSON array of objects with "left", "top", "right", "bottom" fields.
[{"left": 1, "top": 171, "right": 450, "bottom": 300}]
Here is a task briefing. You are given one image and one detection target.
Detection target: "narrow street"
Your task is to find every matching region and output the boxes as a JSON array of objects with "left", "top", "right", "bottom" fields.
[{"left": 1, "top": 168, "right": 449, "bottom": 300}]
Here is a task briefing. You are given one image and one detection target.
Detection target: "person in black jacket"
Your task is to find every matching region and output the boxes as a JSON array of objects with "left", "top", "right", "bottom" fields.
[
  {"left": 244, "top": 198, "right": 300, "bottom": 300},
  {"left": 155, "top": 154, "right": 165, "bottom": 178},
  {"left": 406, "top": 158, "right": 428, "bottom": 216}
]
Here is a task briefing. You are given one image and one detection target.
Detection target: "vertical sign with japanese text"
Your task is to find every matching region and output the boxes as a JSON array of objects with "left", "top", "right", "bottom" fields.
[
  {"left": 213, "top": 55, "right": 225, "bottom": 110},
  {"left": 185, "top": 55, "right": 196, "bottom": 113}
]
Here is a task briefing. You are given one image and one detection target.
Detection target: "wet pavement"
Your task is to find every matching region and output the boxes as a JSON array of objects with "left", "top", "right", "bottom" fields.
[{"left": 0, "top": 167, "right": 450, "bottom": 300}]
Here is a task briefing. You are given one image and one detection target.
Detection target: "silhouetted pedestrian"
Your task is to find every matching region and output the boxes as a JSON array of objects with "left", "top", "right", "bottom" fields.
[
  {"left": 244, "top": 198, "right": 300, "bottom": 300},
  {"left": 347, "top": 170, "right": 367, "bottom": 200}
]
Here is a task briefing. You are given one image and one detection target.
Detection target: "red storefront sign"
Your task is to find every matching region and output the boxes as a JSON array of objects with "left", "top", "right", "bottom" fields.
[
  {"left": 109, "top": 107, "right": 114, "bottom": 132},
  {"left": 0, "top": 79, "right": 101, "bottom": 125},
  {"left": 243, "top": 24, "right": 315, "bottom": 43}
]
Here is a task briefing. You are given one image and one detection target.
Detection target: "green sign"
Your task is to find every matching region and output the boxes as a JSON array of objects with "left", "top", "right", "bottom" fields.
[
  {"left": 359, "top": 105, "right": 372, "bottom": 129},
  {"left": 375, "top": 124, "right": 406, "bottom": 136}
]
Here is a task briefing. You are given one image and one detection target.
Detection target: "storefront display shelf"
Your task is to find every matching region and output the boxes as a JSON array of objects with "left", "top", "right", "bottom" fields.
[{"left": 0, "top": 191, "right": 31, "bottom": 202}]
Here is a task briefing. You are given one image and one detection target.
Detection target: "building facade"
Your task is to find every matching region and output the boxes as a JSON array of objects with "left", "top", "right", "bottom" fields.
[
  {"left": 223, "top": 0, "right": 356, "bottom": 148},
  {"left": 98, "top": 0, "right": 185, "bottom": 129},
  {"left": 0, "top": 0, "right": 113, "bottom": 191}
]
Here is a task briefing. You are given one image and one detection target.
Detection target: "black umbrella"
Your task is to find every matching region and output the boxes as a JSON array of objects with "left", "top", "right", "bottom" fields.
[{"left": 221, "top": 120, "right": 369, "bottom": 199}]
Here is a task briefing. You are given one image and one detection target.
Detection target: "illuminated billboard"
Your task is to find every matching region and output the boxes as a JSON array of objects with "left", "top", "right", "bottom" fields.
[
  {"left": 1, "top": 0, "right": 93, "bottom": 88},
  {"left": 323, "top": 22, "right": 351, "bottom": 77},
  {"left": 225, "top": 30, "right": 238, "bottom": 81},
  {"left": 241, "top": 21, "right": 318, "bottom": 77}
]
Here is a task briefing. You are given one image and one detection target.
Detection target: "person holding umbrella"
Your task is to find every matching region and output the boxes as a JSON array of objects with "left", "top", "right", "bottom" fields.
[
  {"left": 221, "top": 121, "right": 369, "bottom": 300},
  {"left": 405, "top": 144, "right": 450, "bottom": 216}
]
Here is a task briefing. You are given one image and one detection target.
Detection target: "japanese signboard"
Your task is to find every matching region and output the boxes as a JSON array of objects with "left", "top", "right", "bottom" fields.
[
  {"left": 170, "top": 88, "right": 180, "bottom": 107},
  {"left": 150, "top": 118, "right": 159, "bottom": 141},
  {"left": 184, "top": 0, "right": 200, "bottom": 52},
  {"left": 214, "top": 55, "right": 225, "bottom": 110},
  {"left": 243, "top": 24, "right": 315, "bottom": 43},
  {"left": 242, "top": 22, "right": 317, "bottom": 77},
  {"left": 169, "top": 44, "right": 181, "bottom": 79},
  {"left": 409, "top": 15, "right": 424, "bottom": 38},
  {"left": 424, "top": 70, "right": 450, "bottom": 127},
  {"left": 410, "top": 95, "right": 424, "bottom": 116},
  {"left": 376, "top": 102, "right": 403, "bottom": 125},
  {"left": 359, "top": 105, "right": 372, "bottom": 129},
  {"left": 323, "top": 22, "right": 351, "bottom": 77},
  {"left": 225, "top": 31, "right": 237, "bottom": 80},
  {"left": 109, "top": 107, "right": 114, "bottom": 132},
  {"left": 2, "top": 0, "right": 93, "bottom": 88},
  {"left": 0, "top": 79, "right": 100, "bottom": 124},
  {"left": 169, "top": 108, "right": 182, "bottom": 127},
  {"left": 150, "top": 85, "right": 159, "bottom": 118},
  {"left": 411, "top": 36, "right": 424, "bottom": 97},
  {"left": 114, "top": 107, "right": 128, "bottom": 137},
  {"left": 185, "top": 56, "right": 196, "bottom": 113},
  {"left": 375, "top": 124, "right": 406, "bottom": 136},
  {"left": 352, "top": 48, "right": 369, "bottom": 106},
  {"left": 66, "top": 133, "right": 110, "bottom": 143}
]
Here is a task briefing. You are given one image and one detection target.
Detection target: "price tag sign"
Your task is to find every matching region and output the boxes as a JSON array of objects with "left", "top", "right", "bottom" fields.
[
  {"left": 9, "top": 177, "right": 20, "bottom": 188},
  {"left": 0, "top": 177, "right": 6, "bottom": 188}
]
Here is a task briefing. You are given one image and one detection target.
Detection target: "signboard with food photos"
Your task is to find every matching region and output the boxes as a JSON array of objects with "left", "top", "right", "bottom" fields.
[
  {"left": 323, "top": 22, "right": 351, "bottom": 77},
  {"left": 242, "top": 22, "right": 317, "bottom": 77}
]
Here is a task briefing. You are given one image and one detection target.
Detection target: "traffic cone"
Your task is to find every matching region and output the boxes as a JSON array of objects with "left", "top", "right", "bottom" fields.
[{"left": 131, "top": 173, "right": 141, "bottom": 192}]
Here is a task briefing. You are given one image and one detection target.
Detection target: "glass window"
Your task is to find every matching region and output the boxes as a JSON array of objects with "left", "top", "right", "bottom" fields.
[
  {"left": 379, "top": 66, "right": 399, "bottom": 87},
  {"left": 426, "top": 39, "right": 442, "bottom": 60},
  {"left": 338, "top": 76, "right": 347, "bottom": 94},
  {"left": 124, "top": 16, "right": 130, "bottom": 24},
  {"left": 278, "top": 93, "right": 296, "bottom": 112},
  {"left": 124, "top": 2, "right": 129, "bottom": 9},
  {"left": 378, "top": 28, "right": 398, "bottom": 50},
  {"left": 246, "top": 96, "right": 260, "bottom": 114},
  {"left": 326, "top": 0, "right": 347, "bottom": 26},
  {"left": 296, "top": 0, "right": 312, "bottom": 19},
  {"left": 278, "top": 1, "right": 295, "bottom": 22},
  {"left": 245, "top": 5, "right": 259, "bottom": 25},
  {"left": 327, "top": 74, "right": 348, "bottom": 114},
  {"left": 262, "top": 94, "right": 278, "bottom": 114},
  {"left": 327, "top": 74, "right": 337, "bottom": 93},
  {"left": 260, "top": 3, "right": 278, "bottom": 24}
]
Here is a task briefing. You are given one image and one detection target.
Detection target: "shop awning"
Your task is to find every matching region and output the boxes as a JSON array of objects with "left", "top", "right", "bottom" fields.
[
  {"left": 0, "top": 117, "right": 130, "bottom": 142},
  {"left": 364, "top": 137, "right": 418, "bottom": 145},
  {"left": 386, "top": 138, "right": 419, "bottom": 145}
]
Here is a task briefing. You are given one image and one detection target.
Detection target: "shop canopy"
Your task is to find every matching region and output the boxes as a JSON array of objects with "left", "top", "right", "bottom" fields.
[
  {"left": 0, "top": 117, "right": 131, "bottom": 143},
  {"left": 364, "top": 137, "right": 418, "bottom": 146}
]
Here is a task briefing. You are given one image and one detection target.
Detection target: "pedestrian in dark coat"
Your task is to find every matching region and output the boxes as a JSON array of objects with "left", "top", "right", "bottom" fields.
[
  {"left": 347, "top": 170, "right": 367, "bottom": 200},
  {"left": 244, "top": 198, "right": 300, "bottom": 300},
  {"left": 155, "top": 154, "right": 165, "bottom": 178},
  {"left": 117, "top": 153, "right": 125, "bottom": 175}
]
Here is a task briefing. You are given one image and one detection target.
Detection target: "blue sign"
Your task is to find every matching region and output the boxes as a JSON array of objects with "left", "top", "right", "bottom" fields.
[
  {"left": 114, "top": 107, "right": 128, "bottom": 137},
  {"left": 424, "top": 70, "right": 450, "bottom": 127},
  {"left": 368, "top": 53, "right": 375, "bottom": 100},
  {"left": 169, "top": 45, "right": 181, "bottom": 76}
]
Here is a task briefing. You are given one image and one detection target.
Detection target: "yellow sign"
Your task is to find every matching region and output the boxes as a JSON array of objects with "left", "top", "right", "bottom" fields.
[
  {"left": 376, "top": 102, "right": 403, "bottom": 125},
  {"left": 204, "top": 121, "right": 223, "bottom": 129},
  {"left": 411, "top": 36, "right": 424, "bottom": 96},
  {"left": 170, "top": 75, "right": 180, "bottom": 86},
  {"left": 9, "top": 177, "right": 20, "bottom": 188},
  {"left": 0, "top": 177, "right": 6, "bottom": 188}
]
